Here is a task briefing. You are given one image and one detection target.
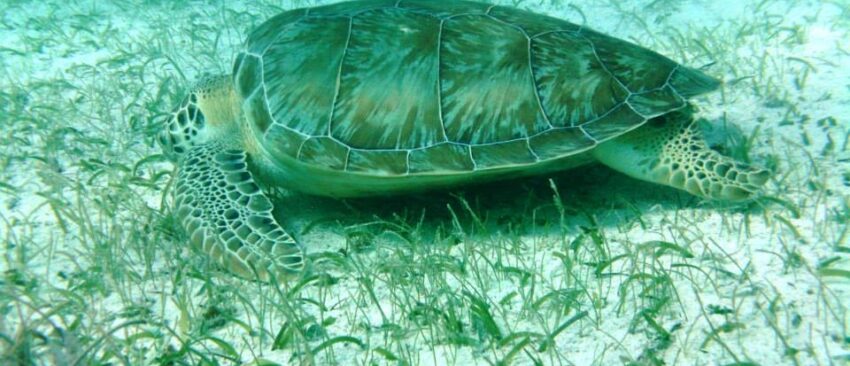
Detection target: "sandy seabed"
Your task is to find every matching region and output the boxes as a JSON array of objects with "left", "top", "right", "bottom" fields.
[{"left": 1, "top": 0, "right": 848, "bottom": 365}]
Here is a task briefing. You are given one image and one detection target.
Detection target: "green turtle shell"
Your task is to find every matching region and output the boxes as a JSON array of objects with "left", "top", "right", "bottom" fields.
[{"left": 232, "top": 0, "right": 718, "bottom": 179}]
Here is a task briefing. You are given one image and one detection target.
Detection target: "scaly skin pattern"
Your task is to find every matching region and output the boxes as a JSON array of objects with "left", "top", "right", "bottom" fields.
[
  {"left": 593, "top": 110, "right": 769, "bottom": 201},
  {"left": 173, "top": 140, "right": 304, "bottom": 282},
  {"left": 161, "top": 76, "right": 304, "bottom": 282}
]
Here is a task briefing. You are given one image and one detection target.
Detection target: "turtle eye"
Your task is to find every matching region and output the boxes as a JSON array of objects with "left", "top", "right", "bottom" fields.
[{"left": 194, "top": 109, "right": 205, "bottom": 129}]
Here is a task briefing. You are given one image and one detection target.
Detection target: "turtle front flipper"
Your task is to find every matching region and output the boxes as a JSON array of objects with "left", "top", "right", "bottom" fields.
[
  {"left": 592, "top": 111, "right": 769, "bottom": 201},
  {"left": 174, "top": 141, "right": 304, "bottom": 281}
]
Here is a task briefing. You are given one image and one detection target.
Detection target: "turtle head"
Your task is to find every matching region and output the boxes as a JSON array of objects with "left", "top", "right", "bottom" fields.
[{"left": 159, "top": 75, "right": 237, "bottom": 160}]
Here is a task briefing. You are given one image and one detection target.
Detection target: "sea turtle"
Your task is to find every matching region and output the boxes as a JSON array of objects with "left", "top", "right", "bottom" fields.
[{"left": 159, "top": 0, "right": 769, "bottom": 281}]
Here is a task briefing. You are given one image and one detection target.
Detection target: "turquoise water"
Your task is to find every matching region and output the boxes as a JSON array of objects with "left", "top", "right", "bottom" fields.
[{"left": 1, "top": 1, "right": 848, "bottom": 365}]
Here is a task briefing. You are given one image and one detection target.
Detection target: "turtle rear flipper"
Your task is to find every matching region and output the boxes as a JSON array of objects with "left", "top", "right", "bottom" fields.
[
  {"left": 593, "top": 111, "right": 769, "bottom": 201},
  {"left": 174, "top": 141, "right": 304, "bottom": 281}
]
